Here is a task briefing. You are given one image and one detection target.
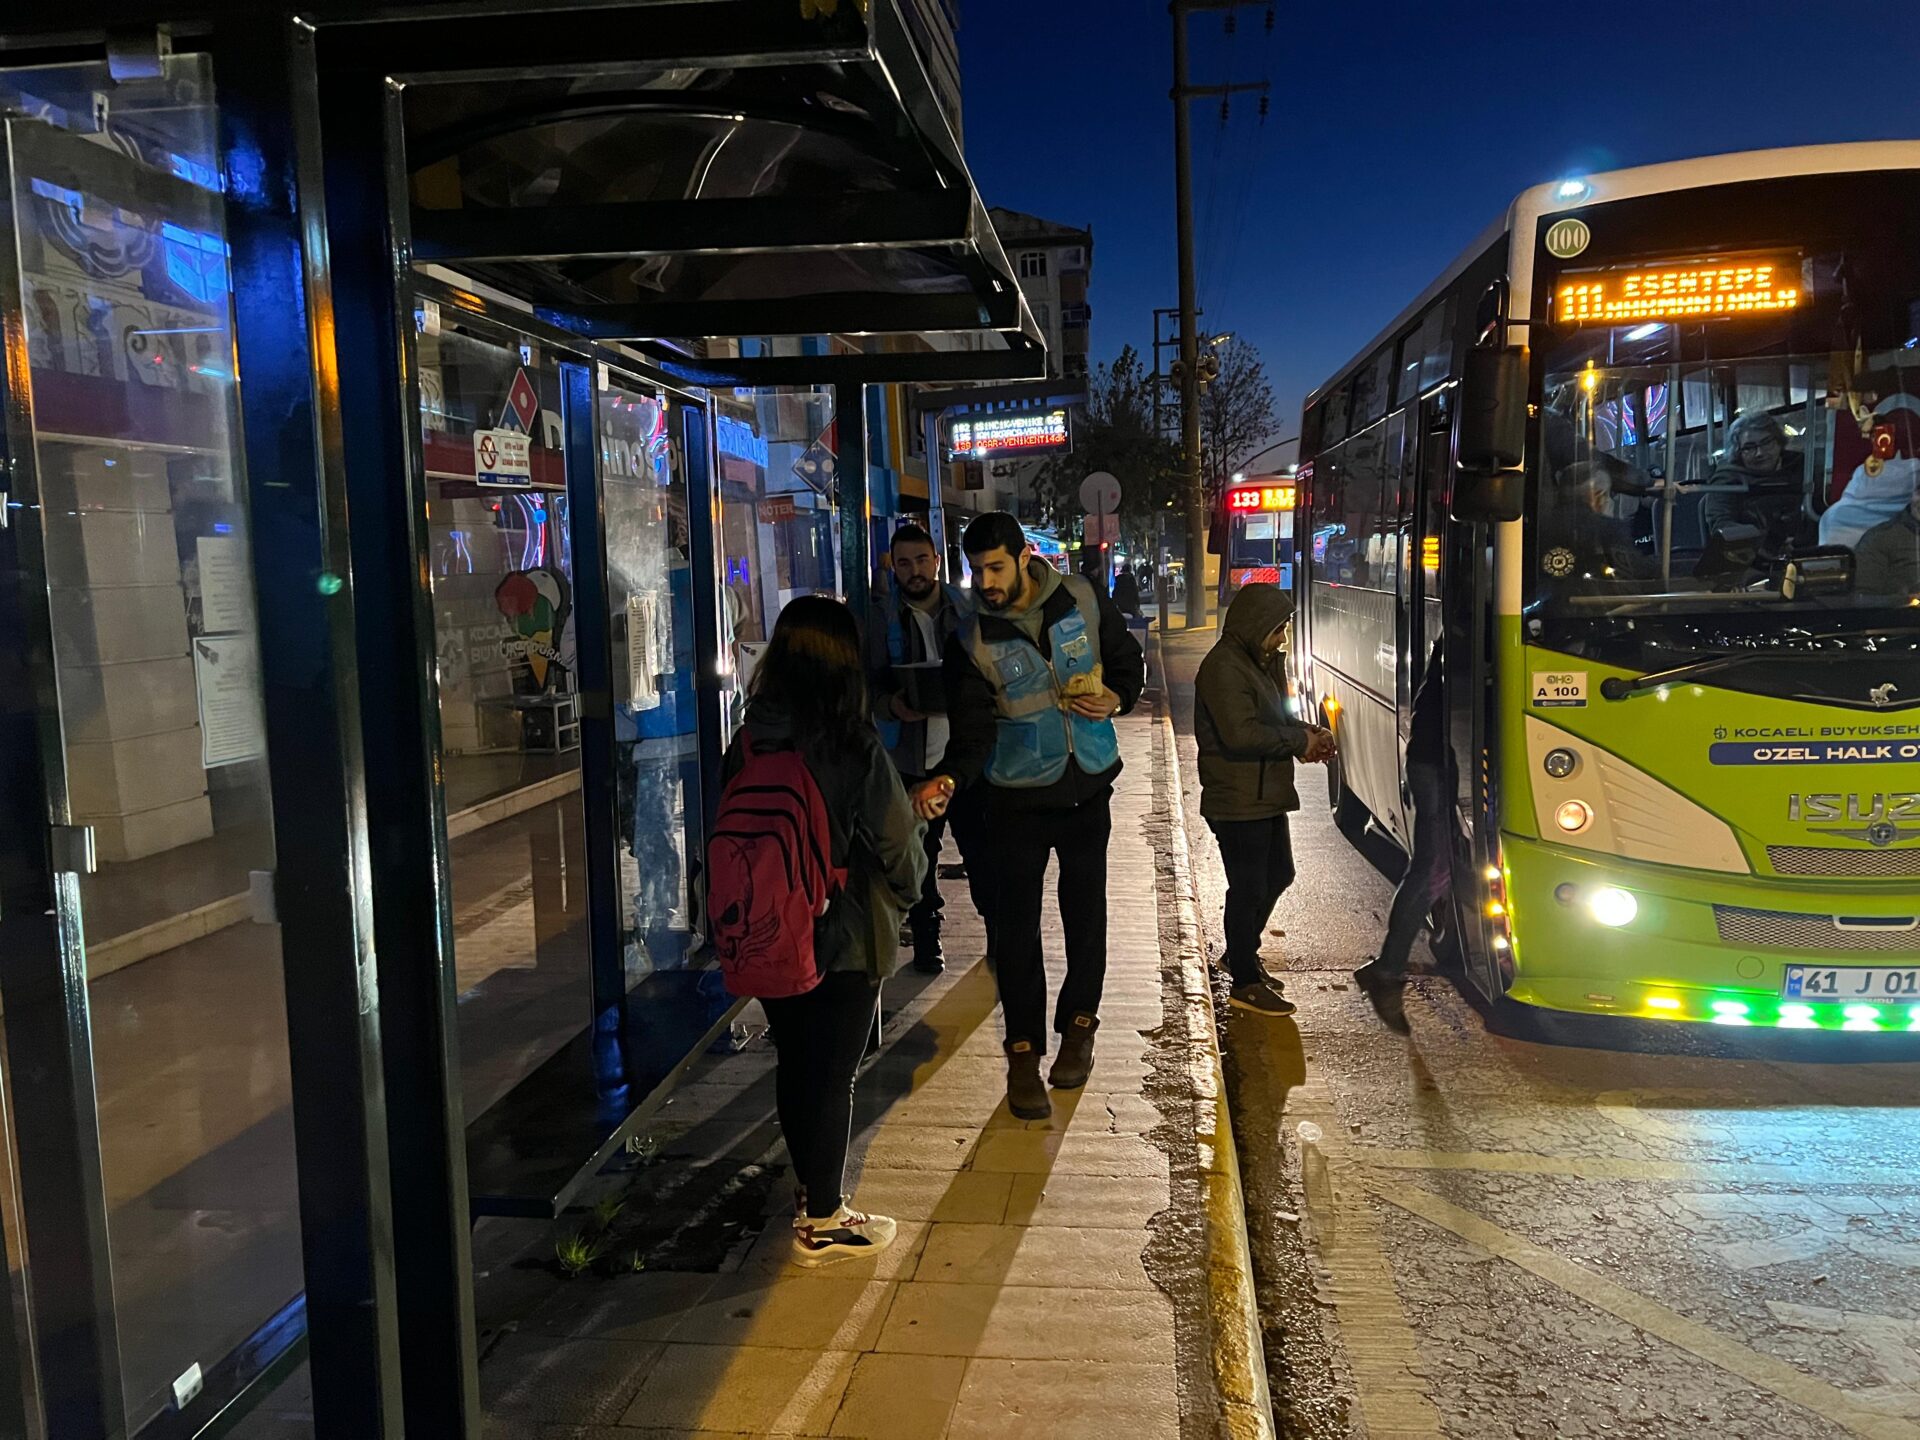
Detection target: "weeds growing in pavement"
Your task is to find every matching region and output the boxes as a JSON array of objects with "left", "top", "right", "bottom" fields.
[{"left": 555, "top": 1232, "right": 601, "bottom": 1277}]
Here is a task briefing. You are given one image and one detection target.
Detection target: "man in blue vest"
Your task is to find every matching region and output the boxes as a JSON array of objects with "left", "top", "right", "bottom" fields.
[
  {"left": 912, "top": 512, "right": 1146, "bottom": 1121},
  {"left": 866, "top": 523, "right": 990, "bottom": 974}
]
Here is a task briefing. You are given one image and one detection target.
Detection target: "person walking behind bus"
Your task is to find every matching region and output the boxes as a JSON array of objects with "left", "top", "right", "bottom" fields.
[
  {"left": 1355, "top": 636, "right": 1455, "bottom": 1035},
  {"left": 1194, "top": 584, "right": 1333, "bottom": 1016},
  {"left": 866, "top": 524, "right": 991, "bottom": 974},
  {"left": 712, "top": 596, "right": 926, "bottom": 1264},
  {"left": 910, "top": 512, "right": 1145, "bottom": 1121}
]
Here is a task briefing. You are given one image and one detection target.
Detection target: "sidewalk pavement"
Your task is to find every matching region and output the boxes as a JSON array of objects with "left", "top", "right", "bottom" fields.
[{"left": 477, "top": 710, "right": 1270, "bottom": 1440}]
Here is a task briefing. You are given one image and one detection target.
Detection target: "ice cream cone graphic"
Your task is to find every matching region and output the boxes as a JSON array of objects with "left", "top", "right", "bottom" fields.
[{"left": 495, "top": 568, "right": 570, "bottom": 691}]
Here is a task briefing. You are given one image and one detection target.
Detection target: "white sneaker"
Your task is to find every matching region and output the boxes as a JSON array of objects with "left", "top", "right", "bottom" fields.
[{"left": 791, "top": 1205, "right": 898, "bottom": 1268}]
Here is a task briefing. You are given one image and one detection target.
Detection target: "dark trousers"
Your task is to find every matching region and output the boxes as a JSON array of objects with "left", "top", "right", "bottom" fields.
[
  {"left": 992, "top": 790, "right": 1111, "bottom": 1051},
  {"left": 762, "top": 972, "right": 878, "bottom": 1219},
  {"left": 1208, "top": 814, "right": 1296, "bottom": 986},
  {"left": 905, "top": 776, "right": 993, "bottom": 946},
  {"left": 1379, "top": 759, "right": 1453, "bottom": 979}
]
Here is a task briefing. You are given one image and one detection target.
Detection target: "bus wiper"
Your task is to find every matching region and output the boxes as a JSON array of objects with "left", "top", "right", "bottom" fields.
[{"left": 1599, "top": 649, "right": 1832, "bottom": 700}]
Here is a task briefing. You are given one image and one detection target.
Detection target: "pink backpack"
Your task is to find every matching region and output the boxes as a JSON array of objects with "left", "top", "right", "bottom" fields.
[{"left": 707, "top": 736, "right": 847, "bottom": 998}]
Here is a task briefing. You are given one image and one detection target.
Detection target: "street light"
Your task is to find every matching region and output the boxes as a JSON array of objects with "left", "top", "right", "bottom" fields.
[{"left": 1234, "top": 435, "right": 1300, "bottom": 473}]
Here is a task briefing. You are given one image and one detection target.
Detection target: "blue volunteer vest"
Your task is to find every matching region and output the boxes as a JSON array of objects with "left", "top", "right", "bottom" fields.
[{"left": 964, "top": 572, "right": 1120, "bottom": 788}]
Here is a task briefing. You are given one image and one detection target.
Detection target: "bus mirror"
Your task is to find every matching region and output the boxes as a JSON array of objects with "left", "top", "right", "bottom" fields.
[{"left": 1453, "top": 347, "right": 1528, "bottom": 523}]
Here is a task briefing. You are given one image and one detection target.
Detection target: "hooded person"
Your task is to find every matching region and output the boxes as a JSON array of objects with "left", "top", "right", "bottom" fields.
[{"left": 1193, "top": 584, "right": 1334, "bottom": 1014}]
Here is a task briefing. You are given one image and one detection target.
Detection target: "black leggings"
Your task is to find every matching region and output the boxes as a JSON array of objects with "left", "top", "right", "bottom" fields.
[{"left": 762, "top": 971, "right": 878, "bottom": 1220}]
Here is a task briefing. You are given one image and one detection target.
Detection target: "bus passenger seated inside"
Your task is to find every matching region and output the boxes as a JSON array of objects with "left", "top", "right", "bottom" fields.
[
  {"left": 1820, "top": 410, "right": 1920, "bottom": 550},
  {"left": 1854, "top": 487, "right": 1920, "bottom": 598},
  {"left": 1696, "top": 411, "right": 1815, "bottom": 580}
]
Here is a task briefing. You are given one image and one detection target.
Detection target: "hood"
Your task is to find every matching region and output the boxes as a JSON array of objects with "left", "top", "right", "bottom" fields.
[
  {"left": 743, "top": 697, "right": 795, "bottom": 741},
  {"left": 1222, "top": 583, "right": 1294, "bottom": 659}
]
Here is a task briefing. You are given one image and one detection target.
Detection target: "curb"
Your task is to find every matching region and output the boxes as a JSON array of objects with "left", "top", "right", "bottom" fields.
[{"left": 1158, "top": 707, "right": 1276, "bottom": 1439}]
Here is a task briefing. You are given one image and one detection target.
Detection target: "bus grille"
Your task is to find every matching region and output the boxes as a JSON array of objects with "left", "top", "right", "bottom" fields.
[
  {"left": 1766, "top": 845, "right": 1920, "bottom": 879},
  {"left": 1714, "top": 906, "right": 1920, "bottom": 953}
]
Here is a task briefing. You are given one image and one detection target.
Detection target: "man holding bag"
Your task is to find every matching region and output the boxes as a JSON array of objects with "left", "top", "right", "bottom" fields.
[{"left": 866, "top": 524, "right": 989, "bottom": 974}]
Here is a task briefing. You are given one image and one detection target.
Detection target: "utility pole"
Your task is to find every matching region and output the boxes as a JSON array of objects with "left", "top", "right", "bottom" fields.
[
  {"left": 1171, "top": 0, "right": 1268, "bottom": 628},
  {"left": 1151, "top": 305, "right": 1193, "bottom": 445}
]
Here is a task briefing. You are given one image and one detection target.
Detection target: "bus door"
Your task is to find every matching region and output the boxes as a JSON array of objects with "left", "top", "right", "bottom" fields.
[{"left": 1398, "top": 394, "right": 1451, "bottom": 803}]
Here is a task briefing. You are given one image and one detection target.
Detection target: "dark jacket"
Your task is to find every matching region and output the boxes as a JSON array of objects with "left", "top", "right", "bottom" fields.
[
  {"left": 1194, "top": 585, "right": 1311, "bottom": 823},
  {"left": 941, "top": 560, "right": 1147, "bottom": 811},
  {"left": 865, "top": 582, "right": 970, "bottom": 777},
  {"left": 1855, "top": 507, "right": 1920, "bottom": 598},
  {"left": 722, "top": 703, "right": 926, "bottom": 980},
  {"left": 1406, "top": 638, "right": 1453, "bottom": 775}
]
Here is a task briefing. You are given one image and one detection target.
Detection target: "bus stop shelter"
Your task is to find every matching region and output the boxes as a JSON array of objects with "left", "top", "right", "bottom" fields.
[{"left": 0, "top": 3, "right": 1039, "bottom": 1436}]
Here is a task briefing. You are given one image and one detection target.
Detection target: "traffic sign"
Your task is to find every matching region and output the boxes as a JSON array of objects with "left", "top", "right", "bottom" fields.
[
  {"left": 1080, "top": 470, "right": 1121, "bottom": 514},
  {"left": 1085, "top": 513, "right": 1120, "bottom": 545}
]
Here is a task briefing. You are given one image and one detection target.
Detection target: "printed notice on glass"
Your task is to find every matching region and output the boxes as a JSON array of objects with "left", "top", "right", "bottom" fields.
[
  {"left": 194, "top": 632, "right": 266, "bottom": 767},
  {"left": 627, "top": 592, "right": 661, "bottom": 709},
  {"left": 197, "top": 534, "right": 254, "bottom": 634}
]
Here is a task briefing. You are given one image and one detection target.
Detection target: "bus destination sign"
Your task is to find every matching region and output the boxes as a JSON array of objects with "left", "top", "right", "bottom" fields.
[
  {"left": 947, "top": 408, "right": 1072, "bottom": 461},
  {"left": 1227, "top": 483, "right": 1296, "bottom": 513},
  {"left": 1556, "top": 254, "right": 1803, "bottom": 326}
]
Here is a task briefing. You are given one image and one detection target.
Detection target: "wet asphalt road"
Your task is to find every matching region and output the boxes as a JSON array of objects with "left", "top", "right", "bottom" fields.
[{"left": 1158, "top": 628, "right": 1920, "bottom": 1440}]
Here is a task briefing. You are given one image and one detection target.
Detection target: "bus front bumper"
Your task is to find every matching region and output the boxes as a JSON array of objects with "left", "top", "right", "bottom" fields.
[{"left": 1498, "top": 833, "right": 1920, "bottom": 1031}]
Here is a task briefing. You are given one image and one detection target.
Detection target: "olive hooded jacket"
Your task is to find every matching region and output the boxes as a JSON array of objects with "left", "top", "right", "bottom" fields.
[{"left": 1194, "top": 584, "right": 1313, "bottom": 823}]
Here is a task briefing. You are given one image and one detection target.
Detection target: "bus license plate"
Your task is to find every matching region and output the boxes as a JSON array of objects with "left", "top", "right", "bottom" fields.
[{"left": 1783, "top": 966, "right": 1920, "bottom": 1001}]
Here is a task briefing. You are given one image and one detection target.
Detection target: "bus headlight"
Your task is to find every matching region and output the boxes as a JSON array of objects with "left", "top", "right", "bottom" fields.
[
  {"left": 1525, "top": 717, "right": 1748, "bottom": 874},
  {"left": 1543, "top": 748, "right": 1578, "bottom": 779},
  {"left": 1588, "top": 887, "right": 1637, "bottom": 927}
]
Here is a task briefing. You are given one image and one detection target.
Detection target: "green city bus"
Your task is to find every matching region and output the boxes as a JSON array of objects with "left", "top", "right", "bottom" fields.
[{"left": 1294, "top": 143, "right": 1920, "bottom": 1032}]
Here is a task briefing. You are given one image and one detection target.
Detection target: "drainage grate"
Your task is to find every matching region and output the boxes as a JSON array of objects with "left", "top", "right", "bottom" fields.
[
  {"left": 1715, "top": 905, "right": 1920, "bottom": 953},
  {"left": 1767, "top": 845, "right": 1920, "bottom": 879}
]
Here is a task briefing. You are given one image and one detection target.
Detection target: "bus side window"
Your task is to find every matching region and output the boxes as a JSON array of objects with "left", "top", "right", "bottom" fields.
[
  {"left": 1344, "top": 427, "right": 1389, "bottom": 589},
  {"left": 1310, "top": 449, "right": 1346, "bottom": 579},
  {"left": 1381, "top": 410, "right": 1409, "bottom": 592},
  {"left": 1418, "top": 396, "right": 1452, "bottom": 646}
]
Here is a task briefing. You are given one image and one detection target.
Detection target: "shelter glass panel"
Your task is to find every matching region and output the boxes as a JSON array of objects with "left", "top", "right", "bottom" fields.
[
  {"left": 715, "top": 387, "right": 839, "bottom": 732},
  {"left": 419, "top": 312, "right": 592, "bottom": 1117},
  {"left": 0, "top": 53, "right": 304, "bottom": 1428},
  {"left": 601, "top": 379, "right": 703, "bottom": 990}
]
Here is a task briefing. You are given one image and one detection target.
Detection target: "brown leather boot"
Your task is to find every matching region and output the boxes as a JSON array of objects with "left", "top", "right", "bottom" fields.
[
  {"left": 1049, "top": 1013, "right": 1099, "bottom": 1089},
  {"left": 1005, "top": 1039, "right": 1052, "bottom": 1120}
]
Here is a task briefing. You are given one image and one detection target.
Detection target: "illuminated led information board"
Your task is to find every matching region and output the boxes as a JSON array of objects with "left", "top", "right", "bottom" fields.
[
  {"left": 1227, "top": 483, "right": 1296, "bottom": 513},
  {"left": 947, "top": 408, "right": 1072, "bottom": 460},
  {"left": 1556, "top": 255, "right": 1803, "bottom": 326}
]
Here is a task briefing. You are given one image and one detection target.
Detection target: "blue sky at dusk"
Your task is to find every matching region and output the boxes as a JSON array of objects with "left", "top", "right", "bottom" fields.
[{"left": 959, "top": 0, "right": 1918, "bottom": 458}]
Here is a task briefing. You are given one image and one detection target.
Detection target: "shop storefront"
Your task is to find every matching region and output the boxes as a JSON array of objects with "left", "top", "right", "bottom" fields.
[{"left": 0, "top": 5, "right": 1040, "bottom": 1437}]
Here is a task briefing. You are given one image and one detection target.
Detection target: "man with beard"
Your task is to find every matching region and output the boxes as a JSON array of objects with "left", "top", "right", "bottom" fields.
[
  {"left": 866, "top": 524, "right": 989, "bottom": 974},
  {"left": 909, "top": 512, "right": 1145, "bottom": 1120}
]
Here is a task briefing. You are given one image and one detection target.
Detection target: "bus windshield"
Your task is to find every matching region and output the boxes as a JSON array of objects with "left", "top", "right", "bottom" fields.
[{"left": 1531, "top": 257, "right": 1920, "bottom": 623}]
